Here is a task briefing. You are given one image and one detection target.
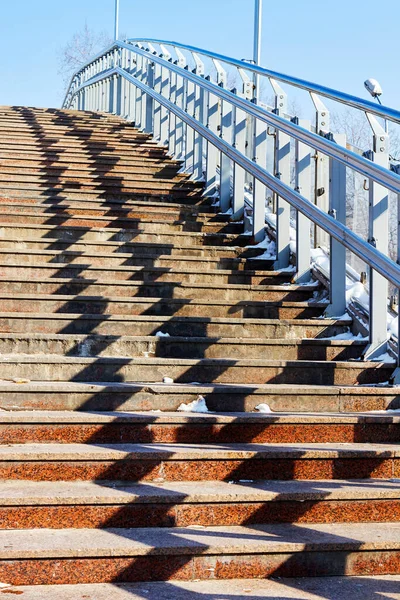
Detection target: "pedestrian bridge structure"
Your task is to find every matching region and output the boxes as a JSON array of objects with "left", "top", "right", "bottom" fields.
[{"left": 0, "top": 39, "right": 399, "bottom": 598}]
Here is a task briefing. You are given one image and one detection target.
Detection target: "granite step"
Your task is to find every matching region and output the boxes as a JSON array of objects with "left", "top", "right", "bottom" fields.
[
  {"left": 0, "top": 196, "right": 219, "bottom": 213},
  {"left": 0, "top": 478, "right": 399, "bottom": 529},
  {"left": 0, "top": 183, "right": 203, "bottom": 200},
  {"left": 3, "top": 578, "right": 400, "bottom": 600},
  {"left": 0, "top": 222, "right": 252, "bottom": 245},
  {"left": 0, "top": 522, "right": 399, "bottom": 584},
  {"left": 0, "top": 314, "right": 350, "bottom": 338},
  {"left": 0, "top": 441, "right": 398, "bottom": 482},
  {"left": 0, "top": 249, "right": 274, "bottom": 272},
  {"left": 0, "top": 355, "right": 392, "bottom": 385},
  {"left": 0, "top": 411, "right": 398, "bottom": 444},
  {"left": 0, "top": 382, "right": 395, "bottom": 413},
  {"left": 0, "top": 333, "right": 366, "bottom": 361},
  {"left": 0, "top": 263, "right": 289, "bottom": 285},
  {"left": 0, "top": 211, "right": 237, "bottom": 232},
  {"left": 0, "top": 280, "right": 317, "bottom": 301},
  {"left": 0, "top": 238, "right": 263, "bottom": 258},
  {"left": 0, "top": 294, "right": 326, "bottom": 319}
]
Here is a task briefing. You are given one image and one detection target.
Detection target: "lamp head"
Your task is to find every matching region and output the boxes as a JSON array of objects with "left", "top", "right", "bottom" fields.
[{"left": 364, "top": 78, "right": 383, "bottom": 98}]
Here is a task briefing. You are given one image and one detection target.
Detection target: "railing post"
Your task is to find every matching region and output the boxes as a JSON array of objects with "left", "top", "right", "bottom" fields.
[
  {"left": 159, "top": 45, "right": 172, "bottom": 147},
  {"left": 252, "top": 117, "right": 268, "bottom": 242},
  {"left": 185, "top": 78, "right": 196, "bottom": 174},
  {"left": 363, "top": 114, "right": 390, "bottom": 360},
  {"left": 144, "top": 62, "right": 155, "bottom": 134},
  {"left": 174, "top": 49, "right": 187, "bottom": 160},
  {"left": 311, "top": 93, "right": 330, "bottom": 249},
  {"left": 232, "top": 100, "right": 247, "bottom": 221},
  {"left": 325, "top": 133, "right": 347, "bottom": 317},
  {"left": 205, "top": 82, "right": 220, "bottom": 198},
  {"left": 270, "top": 79, "right": 291, "bottom": 269},
  {"left": 293, "top": 118, "right": 312, "bottom": 282},
  {"left": 192, "top": 53, "right": 205, "bottom": 182}
]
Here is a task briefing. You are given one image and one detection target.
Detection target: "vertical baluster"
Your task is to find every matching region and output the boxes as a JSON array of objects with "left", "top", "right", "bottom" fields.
[
  {"left": 270, "top": 79, "right": 291, "bottom": 268},
  {"left": 145, "top": 61, "right": 155, "bottom": 134},
  {"left": 169, "top": 70, "right": 178, "bottom": 156},
  {"left": 220, "top": 97, "right": 233, "bottom": 213},
  {"left": 174, "top": 49, "right": 187, "bottom": 161},
  {"left": 192, "top": 52, "right": 205, "bottom": 181},
  {"left": 293, "top": 118, "right": 312, "bottom": 282},
  {"left": 252, "top": 117, "right": 268, "bottom": 242},
  {"left": 152, "top": 58, "right": 163, "bottom": 142},
  {"left": 310, "top": 93, "right": 330, "bottom": 249},
  {"left": 205, "top": 86, "right": 219, "bottom": 198},
  {"left": 364, "top": 115, "right": 390, "bottom": 360},
  {"left": 185, "top": 79, "right": 196, "bottom": 174},
  {"left": 325, "top": 133, "right": 347, "bottom": 317},
  {"left": 232, "top": 102, "right": 247, "bottom": 221}
]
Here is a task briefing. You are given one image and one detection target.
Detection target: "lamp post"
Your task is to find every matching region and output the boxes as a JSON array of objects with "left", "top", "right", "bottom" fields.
[
  {"left": 253, "top": 0, "right": 263, "bottom": 103},
  {"left": 114, "top": 0, "right": 120, "bottom": 41},
  {"left": 364, "top": 78, "right": 388, "bottom": 134}
]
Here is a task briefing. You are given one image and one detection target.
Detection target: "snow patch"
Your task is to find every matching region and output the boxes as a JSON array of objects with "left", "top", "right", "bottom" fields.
[
  {"left": 177, "top": 395, "right": 209, "bottom": 413},
  {"left": 156, "top": 331, "right": 170, "bottom": 338},
  {"left": 163, "top": 377, "right": 174, "bottom": 384},
  {"left": 255, "top": 403, "right": 273, "bottom": 413}
]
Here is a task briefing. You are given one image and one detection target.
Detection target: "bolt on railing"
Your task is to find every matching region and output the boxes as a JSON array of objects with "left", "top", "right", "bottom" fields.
[{"left": 63, "top": 39, "right": 400, "bottom": 376}]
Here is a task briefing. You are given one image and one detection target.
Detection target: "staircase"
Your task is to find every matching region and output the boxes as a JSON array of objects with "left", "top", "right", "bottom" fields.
[{"left": 0, "top": 105, "right": 399, "bottom": 598}]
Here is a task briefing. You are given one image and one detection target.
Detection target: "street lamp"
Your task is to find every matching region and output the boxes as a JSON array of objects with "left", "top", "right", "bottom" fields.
[
  {"left": 114, "top": 0, "right": 120, "bottom": 41},
  {"left": 253, "top": 0, "right": 263, "bottom": 103},
  {"left": 364, "top": 77, "right": 388, "bottom": 133}
]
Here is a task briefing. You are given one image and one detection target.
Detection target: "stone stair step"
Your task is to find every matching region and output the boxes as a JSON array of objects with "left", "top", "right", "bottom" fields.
[
  {"left": 0, "top": 237, "right": 266, "bottom": 258},
  {"left": 3, "top": 578, "right": 400, "bottom": 600},
  {"left": 0, "top": 410, "right": 398, "bottom": 444},
  {"left": 0, "top": 263, "right": 289, "bottom": 285},
  {"left": 0, "top": 294, "right": 326, "bottom": 319},
  {"left": 0, "top": 183, "right": 203, "bottom": 200},
  {"left": 0, "top": 478, "right": 399, "bottom": 530},
  {"left": 0, "top": 195, "right": 218, "bottom": 213},
  {"left": 0, "top": 222, "right": 258, "bottom": 245},
  {"left": 0, "top": 202, "right": 230, "bottom": 223},
  {"left": 0, "top": 211, "right": 239, "bottom": 232},
  {"left": 0, "top": 333, "right": 366, "bottom": 361},
  {"left": 0, "top": 441, "right": 398, "bottom": 482},
  {"left": 0, "top": 280, "right": 317, "bottom": 301},
  {"left": 0, "top": 249, "right": 274, "bottom": 271},
  {"left": 0, "top": 522, "right": 399, "bottom": 584},
  {"left": 0, "top": 382, "right": 395, "bottom": 413},
  {"left": 0, "top": 314, "right": 349, "bottom": 338},
  {"left": 0, "top": 211, "right": 233, "bottom": 232},
  {"left": 0, "top": 355, "right": 391, "bottom": 385}
]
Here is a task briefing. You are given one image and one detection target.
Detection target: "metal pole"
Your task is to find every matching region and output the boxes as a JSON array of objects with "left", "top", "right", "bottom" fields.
[
  {"left": 253, "top": 0, "right": 263, "bottom": 103},
  {"left": 114, "top": 0, "right": 120, "bottom": 41}
]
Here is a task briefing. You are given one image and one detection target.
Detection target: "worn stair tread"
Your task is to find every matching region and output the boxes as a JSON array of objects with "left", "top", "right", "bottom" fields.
[
  {"left": 0, "top": 332, "right": 365, "bottom": 346},
  {"left": 0, "top": 249, "right": 268, "bottom": 266},
  {"left": 0, "top": 442, "right": 398, "bottom": 460},
  {"left": 0, "top": 478, "right": 399, "bottom": 505},
  {"left": 0, "top": 278, "right": 317, "bottom": 291},
  {"left": 0, "top": 355, "right": 390, "bottom": 368},
  {"left": 0, "top": 293, "right": 325, "bottom": 308},
  {"left": 0, "top": 380, "right": 393, "bottom": 394},
  {"left": 0, "top": 222, "right": 252, "bottom": 240},
  {"left": 0, "top": 410, "right": 398, "bottom": 424},
  {"left": 0, "top": 522, "right": 400, "bottom": 558},
  {"left": 0, "top": 262, "right": 280, "bottom": 277},
  {"left": 3, "top": 578, "right": 400, "bottom": 600}
]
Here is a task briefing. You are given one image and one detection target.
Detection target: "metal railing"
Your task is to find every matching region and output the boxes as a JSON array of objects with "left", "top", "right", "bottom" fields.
[{"left": 63, "top": 39, "right": 400, "bottom": 370}]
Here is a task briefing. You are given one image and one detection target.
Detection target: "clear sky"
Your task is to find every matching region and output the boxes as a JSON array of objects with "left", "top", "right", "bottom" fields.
[{"left": 0, "top": 0, "right": 397, "bottom": 112}]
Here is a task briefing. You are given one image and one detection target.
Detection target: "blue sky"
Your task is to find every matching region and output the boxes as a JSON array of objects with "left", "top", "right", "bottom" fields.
[{"left": 0, "top": 0, "right": 397, "bottom": 112}]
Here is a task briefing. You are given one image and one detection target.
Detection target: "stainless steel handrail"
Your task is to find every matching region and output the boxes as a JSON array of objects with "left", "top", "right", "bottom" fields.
[{"left": 128, "top": 38, "right": 400, "bottom": 125}]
